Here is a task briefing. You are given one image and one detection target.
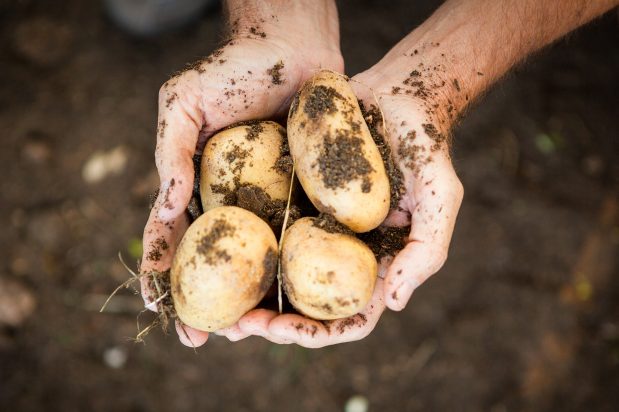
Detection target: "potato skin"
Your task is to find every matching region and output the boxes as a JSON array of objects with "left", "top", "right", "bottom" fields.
[
  {"left": 287, "top": 70, "right": 390, "bottom": 232},
  {"left": 200, "top": 121, "right": 290, "bottom": 212},
  {"left": 171, "top": 206, "right": 278, "bottom": 331},
  {"left": 281, "top": 217, "right": 377, "bottom": 320}
]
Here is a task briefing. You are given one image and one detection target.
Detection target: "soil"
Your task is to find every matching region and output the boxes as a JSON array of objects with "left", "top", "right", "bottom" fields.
[
  {"left": 302, "top": 85, "right": 346, "bottom": 120},
  {"left": 195, "top": 218, "right": 234, "bottom": 265},
  {"left": 0, "top": 2, "right": 618, "bottom": 412},
  {"left": 235, "top": 184, "right": 300, "bottom": 233},
  {"left": 266, "top": 60, "right": 284, "bottom": 85},
  {"left": 317, "top": 130, "right": 374, "bottom": 193},
  {"left": 358, "top": 225, "right": 410, "bottom": 260},
  {"left": 360, "top": 102, "right": 406, "bottom": 209},
  {"left": 244, "top": 121, "right": 264, "bottom": 141},
  {"left": 311, "top": 214, "right": 355, "bottom": 236}
]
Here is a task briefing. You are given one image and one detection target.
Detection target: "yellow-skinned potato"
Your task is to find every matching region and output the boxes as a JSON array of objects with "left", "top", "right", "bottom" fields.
[
  {"left": 287, "top": 70, "right": 390, "bottom": 232},
  {"left": 200, "top": 121, "right": 291, "bottom": 212},
  {"left": 171, "top": 206, "right": 278, "bottom": 331},
  {"left": 281, "top": 216, "right": 377, "bottom": 320}
]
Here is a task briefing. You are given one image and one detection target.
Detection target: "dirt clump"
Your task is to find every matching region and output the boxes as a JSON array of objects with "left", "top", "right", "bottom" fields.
[
  {"left": 267, "top": 60, "right": 284, "bottom": 85},
  {"left": 317, "top": 129, "right": 374, "bottom": 193},
  {"left": 358, "top": 225, "right": 410, "bottom": 259},
  {"left": 360, "top": 103, "right": 406, "bottom": 209},
  {"left": 303, "top": 85, "right": 346, "bottom": 120},
  {"left": 195, "top": 218, "right": 235, "bottom": 265},
  {"left": 311, "top": 213, "right": 355, "bottom": 236}
]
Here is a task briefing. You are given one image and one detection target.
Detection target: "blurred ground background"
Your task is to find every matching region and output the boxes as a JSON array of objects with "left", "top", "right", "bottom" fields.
[{"left": 1, "top": 1, "right": 618, "bottom": 411}]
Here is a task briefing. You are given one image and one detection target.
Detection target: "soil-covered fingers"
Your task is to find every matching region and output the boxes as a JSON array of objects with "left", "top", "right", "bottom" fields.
[
  {"left": 384, "top": 156, "right": 463, "bottom": 311},
  {"left": 155, "top": 72, "right": 205, "bottom": 222},
  {"left": 140, "top": 202, "right": 189, "bottom": 310},
  {"left": 264, "top": 279, "right": 386, "bottom": 348}
]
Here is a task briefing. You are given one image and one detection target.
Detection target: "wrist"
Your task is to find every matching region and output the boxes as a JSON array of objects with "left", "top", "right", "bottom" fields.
[
  {"left": 224, "top": 0, "right": 342, "bottom": 67},
  {"left": 358, "top": 44, "right": 467, "bottom": 136}
]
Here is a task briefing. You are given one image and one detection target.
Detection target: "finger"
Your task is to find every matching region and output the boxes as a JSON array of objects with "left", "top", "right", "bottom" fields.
[
  {"left": 384, "top": 160, "right": 463, "bottom": 311},
  {"left": 155, "top": 76, "right": 205, "bottom": 221},
  {"left": 140, "top": 201, "right": 189, "bottom": 309},
  {"left": 238, "top": 309, "right": 293, "bottom": 344},
  {"left": 175, "top": 320, "right": 209, "bottom": 347},
  {"left": 216, "top": 323, "right": 251, "bottom": 342},
  {"left": 268, "top": 279, "right": 386, "bottom": 348}
]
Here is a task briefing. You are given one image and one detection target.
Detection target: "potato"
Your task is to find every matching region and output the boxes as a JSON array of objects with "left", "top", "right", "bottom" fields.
[
  {"left": 200, "top": 121, "right": 292, "bottom": 213},
  {"left": 287, "top": 70, "right": 390, "bottom": 232},
  {"left": 281, "top": 216, "right": 377, "bottom": 320},
  {"left": 171, "top": 206, "right": 278, "bottom": 331}
]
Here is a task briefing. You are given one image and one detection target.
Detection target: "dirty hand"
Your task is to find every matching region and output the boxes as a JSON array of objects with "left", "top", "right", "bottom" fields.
[
  {"left": 140, "top": 0, "right": 343, "bottom": 347},
  {"left": 230, "top": 0, "right": 617, "bottom": 348},
  {"left": 234, "top": 68, "right": 463, "bottom": 347}
]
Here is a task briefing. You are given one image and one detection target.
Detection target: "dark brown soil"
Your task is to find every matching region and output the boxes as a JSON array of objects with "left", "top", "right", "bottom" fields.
[
  {"left": 397, "top": 139, "right": 431, "bottom": 178},
  {"left": 147, "top": 269, "right": 177, "bottom": 321},
  {"left": 245, "top": 122, "right": 264, "bottom": 141},
  {"left": 195, "top": 218, "right": 235, "bottom": 265},
  {"left": 302, "top": 85, "right": 346, "bottom": 120},
  {"left": 267, "top": 60, "right": 284, "bottom": 85},
  {"left": 317, "top": 130, "right": 374, "bottom": 193},
  {"left": 236, "top": 184, "right": 300, "bottom": 233},
  {"left": 422, "top": 122, "right": 447, "bottom": 151},
  {"left": 225, "top": 144, "right": 250, "bottom": 174},
  {"left": 360, "top": 103, "right": 405, "bottom": 209},
  {"left": 258, "top": 248, "right": 277, "bottom": 295},
  {"left": 311, "top": 214, "right": 355, "bottom": 236},
  {"left": 358, "top": 225, "right": 410, "bottom": 260},
  {"left": 273, "top": 132, "right": 293, "bottom": 175}
]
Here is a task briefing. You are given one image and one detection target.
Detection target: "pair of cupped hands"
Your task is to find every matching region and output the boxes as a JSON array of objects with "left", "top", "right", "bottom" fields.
[{"left": 140, "top": 29, "right": 463, "bottom": 348}]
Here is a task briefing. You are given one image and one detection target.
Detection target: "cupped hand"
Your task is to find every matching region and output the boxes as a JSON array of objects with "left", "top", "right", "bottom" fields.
[
  {"left": 140, "top": 18, "right": 343, "bottom": 347},
  {"left": 235, "top": 70, "right": 463, "bottom": 348}
]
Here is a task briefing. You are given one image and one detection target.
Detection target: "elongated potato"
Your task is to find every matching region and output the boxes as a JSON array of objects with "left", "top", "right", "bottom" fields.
[
  {"left": 281, "top": 216, "right": 377, "bottom": 320},
  {"left": 287, "top": 70, "right": 390, "bottom": 232},
  {"left": 171, "top": 206, "right": 278, "bottom": 331},
  {"left": 200, "top": 121, "right": 291, "bottom": 212}
]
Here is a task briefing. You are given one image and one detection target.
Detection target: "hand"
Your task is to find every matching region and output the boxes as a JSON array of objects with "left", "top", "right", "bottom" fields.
[
  {"left": 236, "top": 67, "right": 463, "bottom": 348},
  {"left": 140, "top": 1, "right": 343, "bottom": 347},
  {"left": 231, "top": 0, "right": 614, "bottom": 348}
]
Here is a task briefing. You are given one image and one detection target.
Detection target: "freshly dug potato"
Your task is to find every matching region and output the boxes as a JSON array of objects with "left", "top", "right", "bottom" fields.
[
  {"left": 281, "top": 216, "right": 377, "bottom": 320},
  {"left": 287, "top": 70, "right": 390, "bottom": 232},
  {"left": 171, "top": 206, "right": 278, "bottom": 331},
  {"left": 200, "top": 121, "right": 292, "bottom": 212}
]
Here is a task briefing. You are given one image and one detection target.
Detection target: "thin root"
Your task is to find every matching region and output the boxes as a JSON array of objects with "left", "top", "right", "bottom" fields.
[{"left": 102, "top": 252, "right": 176, "bottom": 343}]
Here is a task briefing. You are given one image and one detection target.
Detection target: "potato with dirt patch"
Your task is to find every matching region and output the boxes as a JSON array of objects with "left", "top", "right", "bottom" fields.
[
  {"left": 281, "top": 215, "right": 377, "bottom": 320},
  {"left": 287, "top": 70, "right": 390, "bottom": 232},
  {"left": 200, "top": 121, "right": 292, "bottom": 215},
  {"left": 171, "top": 206, "right": 278, "bottom": 331}
]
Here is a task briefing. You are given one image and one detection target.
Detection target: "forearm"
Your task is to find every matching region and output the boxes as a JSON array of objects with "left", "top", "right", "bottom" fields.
[
  {"left": 366, "top": 0, "right": 618, "bottom": 132},
  {"left": 224, "top": 0, "right": 340, "bottom": 53}
]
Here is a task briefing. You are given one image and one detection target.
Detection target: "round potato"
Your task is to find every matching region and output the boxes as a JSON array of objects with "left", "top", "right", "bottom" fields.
[
  {"left": 200, "top": 121, "right": 292, "bottom": 212},
  {"left": 281, "top": 216, "right": 377, "bottom": 320},
  {"left": 287, "top": 70, "right": 390, "bottom": 232},
  {"left": 171, "top": 206, "right": 278, "bottom": 331}
]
